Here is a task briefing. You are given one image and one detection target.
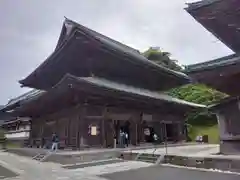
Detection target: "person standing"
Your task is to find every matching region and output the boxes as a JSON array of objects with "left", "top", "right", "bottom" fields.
[
  {"left": 51, "top": 133, "right": 59, "bottom": 151},
  {"left": 125, "top": 132, "right": 129, "bottom": 147},
  {"left": 119, "top": 130, "right": 125, "bottom": 148}
]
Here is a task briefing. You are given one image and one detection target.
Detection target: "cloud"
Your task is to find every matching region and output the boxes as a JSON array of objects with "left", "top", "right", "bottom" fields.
[{"left": 0, "top": 0, "right": 232, "bottom": 104}]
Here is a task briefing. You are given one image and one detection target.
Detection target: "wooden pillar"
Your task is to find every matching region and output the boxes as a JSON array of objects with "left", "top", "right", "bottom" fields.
[
  {"left": 131, "top": 112, "right": 141, "bottom": 146},
  {"left": 78, "top": 106, "right": 86, "bottom": 149},
  {"left": 101, "top": 107, "right": 108, "bottom": 148},
  {"left": 40, "top": 122, "right": 44, "bottom": 148},
  {"left": 29, "top": 120, "right": 33, "bottom": 147},
  {"left": 67, "top": 116, "right": 71, "bottom": 147}
]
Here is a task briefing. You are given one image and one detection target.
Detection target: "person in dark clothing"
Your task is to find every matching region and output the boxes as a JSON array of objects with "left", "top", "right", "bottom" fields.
[
  {"left": 51, "top": 133, "right": 59, "bottom": 151},
  {"left": 41, "top": 137, "right": 46, "bottom": 148}
]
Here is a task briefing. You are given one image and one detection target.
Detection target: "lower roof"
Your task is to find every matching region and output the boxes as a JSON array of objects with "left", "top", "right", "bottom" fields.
[
  {"left": 75, "top": 76, "right": 204, "bottom": 108},
  {"left": 185, "top": 54, "right": 239, "bottom": 73},
  {"left": 185, "top": 54, "right": 240, "bottom": 95},
  {"left": 208, "top": 96, "right": 238, "bottom": 110},
  {"left": 1, "top": 117, "right": 30, "bottom": 126},
  {"left": 2, "top": 75, "right": 205, "bottom": 115},
  {"left": 0, "top": 89, "right": 44, "bottom": 112}
]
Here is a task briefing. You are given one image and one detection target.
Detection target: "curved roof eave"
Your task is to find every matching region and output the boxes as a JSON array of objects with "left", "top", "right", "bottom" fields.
[
  {"left": 185, "top": 54, "right": 240, "bottom": 73},
  {"left": 63, "top": 74, "right": 205, "bottom": 108},
  {"left": 17, "top": 74, "right": 205, "bottom": 111}
]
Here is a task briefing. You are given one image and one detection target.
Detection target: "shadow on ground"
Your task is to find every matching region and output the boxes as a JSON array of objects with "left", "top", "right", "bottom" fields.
[
  {"left": 100, "top": 165, "right": 239, "bottom": 180},
  {"left": 0, "top": 165, "right": 18, "bottom": 179}
]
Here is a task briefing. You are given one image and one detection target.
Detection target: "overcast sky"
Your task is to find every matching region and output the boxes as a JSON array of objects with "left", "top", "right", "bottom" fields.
[{"left": 0, "top": 0, "right": 233, "bottom": 104}]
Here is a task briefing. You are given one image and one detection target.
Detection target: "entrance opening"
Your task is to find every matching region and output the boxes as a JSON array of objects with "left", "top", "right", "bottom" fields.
[
  {"left": 114, "top": 120, "right": 131, "bottom": 146},
  {"left": 144, "top": 126, "right": 155, "bottom": 142},
  {"left": 166, "top": 124, "right": 174, "bottom": 141}
]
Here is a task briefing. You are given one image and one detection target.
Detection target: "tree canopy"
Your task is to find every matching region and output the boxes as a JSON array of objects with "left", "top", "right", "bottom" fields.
[
  {"left": 142, "top": 47, "right": 227, "bottom": 125},
  {"left": 143, "top": 47, "right": 182, "bottom": 71}
]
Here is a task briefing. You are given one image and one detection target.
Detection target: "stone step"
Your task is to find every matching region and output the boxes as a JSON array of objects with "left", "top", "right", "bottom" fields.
[
  {"left": 137, "top": 158, "right": 157, "bottom": 163},
  {"left": 138, "top": 156, "right": 158, "bottom": 160},
  {"left": 136, "top": 153, "right": 160, "bottom": 164}
]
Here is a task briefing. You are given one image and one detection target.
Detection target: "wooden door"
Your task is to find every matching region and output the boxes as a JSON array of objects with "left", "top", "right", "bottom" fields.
[
  {"left": 68, "top": 117, "right": 78, "bottom": 148},
  {"left": 104, "top": 119, "right": 114, "bottom": 148}
]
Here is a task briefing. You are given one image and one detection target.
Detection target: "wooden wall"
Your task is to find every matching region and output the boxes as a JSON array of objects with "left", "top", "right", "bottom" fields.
[{"left": 29, "top": 104, "right": 186, "bottom": 149}]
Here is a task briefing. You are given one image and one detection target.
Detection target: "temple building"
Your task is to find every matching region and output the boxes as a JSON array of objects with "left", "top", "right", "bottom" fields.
[
  {"left": 0, "top": 18, "right": 204, "bottom": 149},
  {"left": 1, "top": 118, "right": 30, "bottom": 146},
  {"left": 0, "top": 109, "right": 30, "bottom": 146},
  {"left": 186, "top": 0, "right": 240, "bottom": 154}
]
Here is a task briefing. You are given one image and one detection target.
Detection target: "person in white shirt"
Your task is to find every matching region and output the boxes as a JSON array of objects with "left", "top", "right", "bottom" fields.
[{"left": 125, "top": 132, "right": 129, "bottom": 147}]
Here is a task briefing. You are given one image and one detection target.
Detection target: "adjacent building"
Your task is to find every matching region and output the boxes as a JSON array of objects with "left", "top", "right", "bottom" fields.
[{"left": 186, "top": 0, "right": 240, "bottom": 154}]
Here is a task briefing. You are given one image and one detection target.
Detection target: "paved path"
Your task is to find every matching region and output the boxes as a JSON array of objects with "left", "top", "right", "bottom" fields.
[
  {"left": 56, "top": 143, "right": 197, "bottom": 155},
  {"left": 0, "top": 150, "right": 239, "bottom": 180},
  {"left": 126, "top": 144, "right": 220, "bottom": 157},
  {"left": 0, "top": 152, "right": 151, "bottom": 180}
]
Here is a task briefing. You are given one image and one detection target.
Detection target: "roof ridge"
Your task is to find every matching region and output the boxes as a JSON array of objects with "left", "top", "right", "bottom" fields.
[{"left": 64, "top": 18, "right": 140, "bottom": 54}]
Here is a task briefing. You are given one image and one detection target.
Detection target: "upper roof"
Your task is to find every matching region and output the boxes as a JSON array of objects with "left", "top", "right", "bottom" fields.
[
  {"left": 19, "top": 18, "right": 191, "bottom": 91},
  {"left": 186, "top": 0, "right": 240, "bottom": 53}
]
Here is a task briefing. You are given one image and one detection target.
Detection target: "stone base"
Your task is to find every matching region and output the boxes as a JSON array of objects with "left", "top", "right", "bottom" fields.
[{"left": 220, "top": 140, "right": 240, "bottom": 155}]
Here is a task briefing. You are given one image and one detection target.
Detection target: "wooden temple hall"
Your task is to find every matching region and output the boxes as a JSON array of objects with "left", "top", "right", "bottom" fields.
[
  {"left": 0, "top": 18, "right": 205, "bottom": 149},
  {"left": 186, "top": 0, "right": 240, "bottom": 154}
]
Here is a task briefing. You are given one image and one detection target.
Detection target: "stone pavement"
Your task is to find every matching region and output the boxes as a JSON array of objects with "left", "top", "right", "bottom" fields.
[
  {"left": 101, "top": 165, "right": 240, "bottom": 180},
  {"left": 126, "top": 144, "right": 220, "bottom": 157},
  {"left": 0, "top": 151, "right": 151, "bottom": 180},
  {"left": 0, "top": 145, "right": 239, "bottom": 180}
]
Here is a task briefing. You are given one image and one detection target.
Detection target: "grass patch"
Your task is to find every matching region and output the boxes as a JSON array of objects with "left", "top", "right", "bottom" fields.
[{"left": 189, "top": 124, "right": 219, "bottom": 144}]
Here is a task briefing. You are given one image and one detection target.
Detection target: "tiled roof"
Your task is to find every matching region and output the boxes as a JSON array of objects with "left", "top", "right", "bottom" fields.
[
  {"left": 185, "top": 54, "right": 240, "bottom": 72},
  {"left": 72, "top": 75, "right": 205, "bottom": 108},
  {"left": 63, "top": 18, "right": 189, "bottom": 80},
  {"left": 3, "top": 75, "right": 205, "bottom": 112},
  {"left": 19, "top": 18, "right": 191, "bottom": 90},
  {"left": 0, "top": 89, "right": 45, "bottom": 112},
  {"left": 186, "top": 0, "right": 222, "bottom": 11}
]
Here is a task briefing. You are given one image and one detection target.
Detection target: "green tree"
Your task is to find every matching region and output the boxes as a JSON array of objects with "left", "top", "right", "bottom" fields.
[
  {"left": 142, "top": 47, "right": 227, "bottom": 125},
  {"left": 168, "top": 83, "right": 227, "bottom": 125},
  {"left": 143, "top": 47, "right": 182, "bottom": 71}
]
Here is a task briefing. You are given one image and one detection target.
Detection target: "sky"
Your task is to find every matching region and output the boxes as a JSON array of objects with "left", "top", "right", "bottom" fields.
[{"left": 0, "top": 0, "right": 233, "bottom": 104}]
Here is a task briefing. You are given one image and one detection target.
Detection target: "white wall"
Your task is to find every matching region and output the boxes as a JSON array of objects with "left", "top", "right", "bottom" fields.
[{"left": 5, "top": 131, "right": 29, "bottom": 140}]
